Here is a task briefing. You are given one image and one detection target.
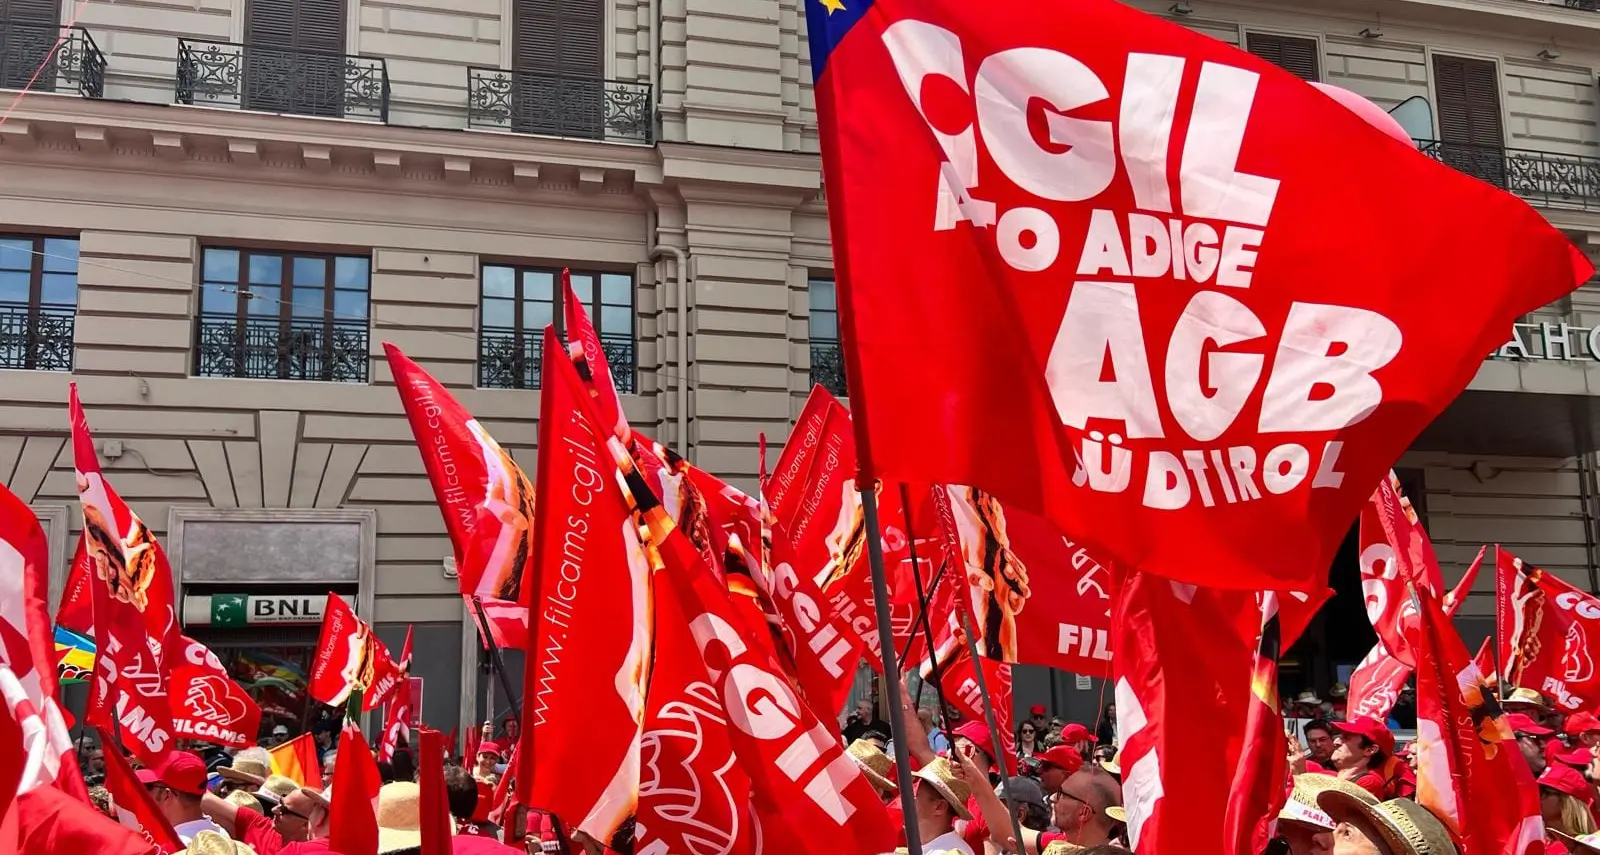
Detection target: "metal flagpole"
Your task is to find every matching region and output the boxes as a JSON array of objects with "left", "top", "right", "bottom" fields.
[
  {"left": 899, "top": 483, "right": 950, "bottom": 716},
  {"left": 471, "top": 596, "right": 524, "bottom": 724},
  {"left": 1492, "top": 544, "right": 1506, "bottom": 698},
  {"left": 955, "top": 605, "right": 1028, "bottom": 855},
  {"left": 860, "top": 485, "right": 923, "bottom": 855}
]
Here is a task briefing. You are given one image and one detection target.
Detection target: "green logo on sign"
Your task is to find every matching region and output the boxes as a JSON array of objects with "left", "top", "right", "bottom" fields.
[{"left": 212, "top": 594, "right": 248, "bottom": 628}]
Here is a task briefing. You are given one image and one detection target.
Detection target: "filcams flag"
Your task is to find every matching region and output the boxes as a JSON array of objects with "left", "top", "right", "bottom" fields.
[
  {"left": 1497, "top": 549, "right": 1600, "bottom": 714},
  {"left": 170, "top": 635, "right": 260, "bottom": 748},
  {"left": 307, "top": 594, "right": 405, "bottom": 712},
  {"left": 71, "top": 384, "right": 182, "bottom": 768},
  {"left": 806, "top": 0, "right": 1591, "bottom": 593}
]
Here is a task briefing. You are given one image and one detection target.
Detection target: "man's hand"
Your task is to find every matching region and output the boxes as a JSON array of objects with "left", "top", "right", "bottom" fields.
[
  {"left": 1287, "top": 731, "right": 1309, "bottom": 776},
  {"left": 896, "top": 675, "right": 937, "bottom": 764}
]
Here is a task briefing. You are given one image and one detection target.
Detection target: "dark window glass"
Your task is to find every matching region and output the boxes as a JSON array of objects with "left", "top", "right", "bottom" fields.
[
  {"left": 809, "top": 277, "right": 844, "bottom": 396},
  {"left": 195, "top": 248, "right": 369, "bottom": 383},
  {"left": 478, "top": 265, "right": 635, "bottom": 392},
  {"left": 0, "top": 233, "right": 76, "bottom": 371}
]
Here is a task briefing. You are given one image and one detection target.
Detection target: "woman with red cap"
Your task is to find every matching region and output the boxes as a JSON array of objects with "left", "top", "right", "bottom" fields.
[{"left": 1541, "top": 764, "right": 1599, "bottom": 854}]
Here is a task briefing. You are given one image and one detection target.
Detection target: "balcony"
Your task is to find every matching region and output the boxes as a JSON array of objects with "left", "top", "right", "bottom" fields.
[
  {"left": 478, "top": 328, "right": 636, "bottom": 391},
  {"left": 810, "top": 339, "right": 846, "bottom": 397},
  {"left": 176, "top": 40, "right": 389, "bottom": 123},
  {"left": 466, "top": 67, "right": 652, "bottom": 144},
  {"left": 0, "top": 303, "right": 73, "bottom": 371},
  {"left": 0, "top": 23, "right": 105, "bottom": 98},
  {"left": 1417, "top": 139, "right": 1600, "bottom": 212},
  {"left": 194, "top": 316, "right": 368, "bottom": 383}
]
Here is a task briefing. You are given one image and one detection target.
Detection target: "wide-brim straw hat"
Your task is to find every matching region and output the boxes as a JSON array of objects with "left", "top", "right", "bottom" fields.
[
  {"left": 1100, "top": 750, "right": 1122, "bottom": 776},
  {"left": 376, "top": 781, "right": 426, "bottom": 854},
  {"left": 1042, "top": 843, "right": 1087, "bottom": 855},
  {"left": 1318, "top": 792, "right": 1460, "bottom": 855},
  {"left": 1105, "top": 805, "right": 1127, "bottom": 823},
  {"left": 1553, "top": 831, "right": 1600, "bottom": 854},
  {"left": 1281, "top": 773, "right": 1378, "bottom": 830},
  {"left": 911, "top": 757, "right": 973, "bottom": 821},
  {"left": 1504, "top": 687, "right": 1548, "bottom": 708},
  {"left": 179, "top": 831, "right": 260, "bottom": 855},
  {"left": 219, "top": 757, "right": 269, "bottom": 786},
  {"left": 225, "top": 789, "right": 265, "bottom": 815},
  {"left": 845, "top": 739, "right": 896, "bottom": 794},
  {"left": 253, "top": 775, "right": 301, "bottom": 808}
]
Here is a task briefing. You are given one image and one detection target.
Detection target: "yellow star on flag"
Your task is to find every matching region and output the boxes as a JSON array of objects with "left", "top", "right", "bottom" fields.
[{"left": 818, "top": 0, "right": 846, "bottom": 15}]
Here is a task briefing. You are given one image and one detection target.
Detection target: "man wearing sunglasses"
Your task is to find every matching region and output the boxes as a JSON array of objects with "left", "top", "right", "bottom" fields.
[
  {"left": 202, "top": 780, "right": 339, "bottom": 853},
  {"left": 137, "top": 753, "right": 228, "bottom": 844}
]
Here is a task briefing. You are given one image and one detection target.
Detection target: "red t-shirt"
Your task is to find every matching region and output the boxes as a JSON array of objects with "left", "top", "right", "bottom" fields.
[
  {"left": 236, "top": 806, "right": 345, "bottom": 855},
  {"left": 453, "top": 836, "right": 526, "bottom": 853},
  {"left": 1350, "top": 770, "right": 1387, "bottom": 800}
]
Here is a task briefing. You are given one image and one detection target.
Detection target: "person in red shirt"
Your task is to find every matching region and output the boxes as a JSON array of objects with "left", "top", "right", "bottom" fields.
[
  {"left": 1035, "top": 745, "right": 1082, "bottom": 797},
  {"left": 202, "top": 782, "right": 343, "bottom": 854},
  {"left": 1541, "top": 763, "right": 1599, "bottom": 850},
  {"left": 1328, "top": 718, "right": 1395, "bottom": 800}
]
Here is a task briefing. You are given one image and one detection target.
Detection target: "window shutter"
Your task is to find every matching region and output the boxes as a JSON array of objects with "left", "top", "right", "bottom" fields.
[
  {"left": 514, "top": 0, "right": 601, "bottom": 76},
  {"left": 246, "top": 0, "right": 343, "bottom": 52},
  {"left": 245, "top": 0, "right": 298, "bottom": 48},
  {"left": 1433, "top": 55, "right": 1503, "bottom": 146},
  {"left": 0, "top": 0, "right": 61, "bottom": 22},
  {"left": 1246, "top": 33, "right": 1319, "bottom": 82},
  {"left": 0, "top": 0, "right": 60, "bottom": 90}
]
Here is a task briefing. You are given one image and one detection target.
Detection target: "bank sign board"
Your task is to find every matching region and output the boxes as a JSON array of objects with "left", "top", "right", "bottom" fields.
[
  {"left": 182, "top": 593, "right": 355, "bottom": 627},
  {"left": 1493, "top": 322, "right": 1600, "bottom": 362}
]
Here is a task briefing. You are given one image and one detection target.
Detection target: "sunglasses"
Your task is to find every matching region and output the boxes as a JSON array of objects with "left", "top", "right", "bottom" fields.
[{"left": 273, "top": 803, "right": 312, "bottom": 822}]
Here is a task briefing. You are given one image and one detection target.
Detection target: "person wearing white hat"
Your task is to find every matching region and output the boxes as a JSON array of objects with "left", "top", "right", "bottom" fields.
[{"left": 911, "top": 757, "right": 976, "bottom": 855}]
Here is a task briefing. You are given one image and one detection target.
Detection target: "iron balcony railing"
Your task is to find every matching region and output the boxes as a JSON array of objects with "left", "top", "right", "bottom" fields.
[
  {"left": 0, "top": 302, "right": 74, "bottom": 371},
  {"left": 194, "top": 316, "right": 369, "bottom": 383},
  {"left": 466, "top": 67, "right": 652, "bottom": 144},
  {"left": 479, "top": 328, "right": 636, "bottom": 391},
  {"left": 1417, "top": 139, "right": 1600, "bottom": 211},
  {"left": 810, "top": 339, "right": 846, "bottom": 397},
  {"left": 0, "top": 23, "right": 105, "bottom": 97},
  {"left": 176, "top": 39, "right": 389, "bottom": 123}
]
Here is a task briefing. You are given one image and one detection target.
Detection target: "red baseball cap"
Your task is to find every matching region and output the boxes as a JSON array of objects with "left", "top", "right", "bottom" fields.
[
  {"left": 1330, "top": 717, "right": 1395, "bottom": 756},
  {"left": 135, "top": 752, "right": 208, "bottom": 796},
  {"left": 952, "top": 721, "right": 997, "bottom": 768},
  {"left": 1541, "top": 763, "right": 1597, "bottom": 805},
  {"left": 1037, "top": 745, "right": 1083, "bottom": 774},
  {"left": 1509, "top": 713, "right": 1555, "bottom": 737},
  {"left": 1029, "top": 704, "right": 1046, "bottom": 716},
  {"left": 1556, "top": 744, "right": 1596, "bottom": 767},
  {"left": 1568, "top": 713, "right": 1600, "bottom": 737},
  {"left": 1058, "top": 723, "right": 1093, "bottom": 743},
  {"left": 477, "top": 741, "right": 505, "bottom": 759}
]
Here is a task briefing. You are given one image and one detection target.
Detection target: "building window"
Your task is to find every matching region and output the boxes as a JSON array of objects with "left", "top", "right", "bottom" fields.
[
  {"left": 507, "top": 0, "right": 606, "bottom": 138},
  {"left": 0, "top": 234, "right": 77, "bottom": 371},
  {"left": 241, "top": 0, "right": 349, "bottom": 117},
  {"left": 809, "top": 277, "right": 845, "bottom": 396},
  {"left": 1429, "top": 54, "right": 1505, "bottom": 188},
  {"left": 1244, "top": 33, "right": 1320, "bottom": 82},
  {"left": 477, "top": 266, "right": 635, "bottom": 392},
  {"left": 194, "top": 247, "right": 370, "bottom": 383}
]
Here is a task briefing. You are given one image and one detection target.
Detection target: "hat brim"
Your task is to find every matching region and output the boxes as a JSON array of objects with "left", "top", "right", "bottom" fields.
[
  {"left": 378, "top": 827, "right": 424, "bottom": 854},
  {"left": 300, "top": 787, "right": 331, "bottom": 808},
  {"left": 1318, "top": 790, "right": 1415, "bottom": 855},
  {"left": 1100, "top": 759, "right": 1121, "bottom": 776},
  {"left": 911, "top": 770, "right": 972, "bottom": 821},
  {"left": 218, "top": 768, "right": 267, "bottom": 786},
  {"left": 1553, "top": 831, "right": 1600, "bottom": 854}
]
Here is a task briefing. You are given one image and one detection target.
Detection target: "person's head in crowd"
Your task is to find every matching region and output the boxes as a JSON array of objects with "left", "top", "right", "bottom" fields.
[
  {"left": 1292, "top": 690, "right": 1324, "bottom": 720},
  {"left": 1503, "top": 687, "right": 1550, "bottom": 722},
  {"left": 139, "top": 752, "right": 209, "bottom": 832},
  {"left": 225, "top": 789, "right": 264, "bottom": 817},
  {"left": 1028, "top": 703, "right": 1048, "bottom": 731},
  {"left": 1316, "top": 792, "right": 1459, "bottom": 855},
  {"left": 1018, "top": 720, "right": 1040, "bottom": 752},
  {"left": 1052, "top": 768, "right": 1122, "bottom": 847},
  {"left": 321, "top": 750, "right": 338, "bottom": 789},
  {"left": 1059, "top": 722, "right": 1094, "bottom": 751},
  {"left": 1555, "top": 743, "right": 1596, "bottom": 774},
  {"left": 314, "top": 730, "right": 335, "bottom": 752},
  {"left": 953, "top": 721, "right": 997, "bottom": 775},
  {"left": 503, "top": 714, "right": 520, "bottom": 743},
  {"left": 266, "top": 724, "right": 290, "bottom": 748},
  {"left": 1037, "top": 745, "right": 1084, "bottom": 795},
  {"left": 1330, "top": 719, "right": 1393, "bottom": 775},
  {"left": 443, "top": 763, "right": 481, "bottom": 825},
  {"left": 371, "top": 781, "right": 426, "bottom": 854},
  {"left": 87, "top": 784, "right": 114, "bottom": 819},
  {"left": 1570, "top": 713, "right": 1600, "bottom": 749},
  {"left": 218, "top": 747, "right": 270, "bottom": 796},
  {"left": 1510, "top": 712, "right": 1554, "bottom": 777},
  {"left": 274, "top": 784, "right": 332, "bottom": 842},
  {"left": 1328, "top": 683, "right": 1350, "bottom": 714},
  {"left": 476, "top": 742, "right": 504, "bottom": 779},
  {"left": 180, "top": 830, "right": 261, "bottom": 855},
  {"left": 998, "top": 776, "right": 1050, "bottom": 832},
  {"left": 252, "top": 774, "right": 301, "bottom": 813},
  {"left": 1303, "top": 719, "right": 1336, "bottom": 766},
  {"left": 846, "top": 739, "right": 898, "bottom": 803},
  {"left": 377, "top": 759, "right": 397, "bottom": 784},
  {"left": 863, "top": 729, "right": 890, "bottom": 752},
  {"left": 391, "top": 747, "right": 416, "bottom": 783},
  {"left": 917, "top": 707, "right": 939, "bottom": 735},
  {"left": 1540, "top": 764, "right": 1600, "bottom": 837},
  {"left": 910, "top": 757, "right": 972, "bottom": 843},
  {"left": 1275, "top": 773, "right": 1376, "bottom": 855},
  {"left": 852, "top": 699, "right": 874, "bottom": 723}
]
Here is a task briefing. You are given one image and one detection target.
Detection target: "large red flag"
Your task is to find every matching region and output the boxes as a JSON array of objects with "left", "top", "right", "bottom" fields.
[
  {"left": 387, "top": 343, "right": 537, "bottom": 605},
  {"left": 1347, "top": 545, "right": 1483, "bottom": 721},
  {"left": 0, "top": 480, "right": 83, "bottom": 817},
  {"left": 1222, "top": 594, "right": 1287, "bottom": 855},
  {"left": 170, "top": 635, "right": 260, "bottom": 748},
  {"left": 763, "top": 521, "right": 865, "bottom": 717},
  {"left": 329, "top": 718, "right": 383, "bottom": 855},
  {"left": 307, "top": 594, "right": 404, "bottom": 712},
  {"left": 562, "top": 268, "right": 631, "bottom": 444},
  {"left": 1358, "top": 472, "right": 1447, "bottom": 667},
  {"left": 53, "top": 536, "right": 93, "bottom": 635},
  {"left": 808, "top": 0, "right": 1590, "bottom": 593},
  {"left": 515, "top": 326, "right": 649, "bottom": 844},
  {"left": 72, "top": 384, "right": 181, "bottom": 767},
  {"left": 96, "top": 728, "right": 182, "bottom": 854},
  {"left": 1498, "top": 548, "right": 1600, "bottom": 714},
  {"left": 379, "top": 626, "right": 415, "bottom": 763},
  {"left": 1411, "top": 585, "right": 1544, "bottom": 855}
]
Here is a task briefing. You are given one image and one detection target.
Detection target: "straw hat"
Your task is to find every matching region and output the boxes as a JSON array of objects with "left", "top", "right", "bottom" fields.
[
  {"left": 225, "top": 789, "right": 265, "bottom": 815},
  {"left": 1042, "top": 843, "right": 1086, "bottom": 855},
  {"left": 219, "top": 748, "right": 271, "bottom": 786},
  {"left": 845, "top": 739, "right": 896, "bottom": 794},
  {"left": 253, "top": 775, "right": 302, "bottom": 808},
  {"left": 1280, "top": 773, "right": 1377, "bottom": 830},
  {"left": 178, "top": 831, "right": 259, "bottom": 855},
  {"left": 910, "top": 757, "right": 973, "bottom": 821},
  {"left": 1105, "top": 805, "right": 1127, "bottom": 823},
  {"left": 1100, "top": 750, "right": 1122, "bottom": 777},
  {"left": 1552, "top": 831, "right": 1600, "bottom": 854},
  {"left": 1503, "top": 687, "right": 1548, "bottom": 708},
  {"left": 376, "top": 781, "right": 425, "bottom": 854},
  {"left": 1317, "top": 793, "right": 1460, "bottom": 855}
]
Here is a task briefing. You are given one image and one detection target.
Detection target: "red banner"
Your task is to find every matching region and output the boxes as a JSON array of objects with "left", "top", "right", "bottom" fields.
[
  {"left": 1411, "top": 587, "right": 1544, "bottom": 855},
  {"left": 0, "top": 480, "right": 82, "bottom": 812},
  {"left": 96, "top": 728, "right": 181, "bottom": 854},
  {"left": 53, "top": 536, "right": 92, "bottom": 635},
  {"left": 763, "top": 524, "right": 865, "bottom": 717},
  {"left": 72, "top": 385, "right": 181, "bottom": 767},
  {"left": 387, "top": 343, "right": 537, "bottom": 605},
  {"left": 1498, "top": 548, "right": 1600, "bottom": 714},
  {"left": 171, "top": 635, "right": 260, "bottom": 748},
  {"left": 928, "top": 641, "right": 1016, "bottom": 773},
  {"left": 563, "top": 268, "right": 631, "bottom": 445},
  {"left": 808, "top": 0, "right": 1590, "bottom": 593},
  {"left": 379, "top": 626, "right": 414, "bottom": 763},
  {"left": 1358, "top": 472, "right": 1447, "bottom": 667},
  {"left": 329, "top": 720, "right": 382, "bottom": 855},
  {"left": 516, "top": 327, "right": 649, "bottom": 844},
  {"left": 307, "top": 595, "right": 403, "bottom": 712}
]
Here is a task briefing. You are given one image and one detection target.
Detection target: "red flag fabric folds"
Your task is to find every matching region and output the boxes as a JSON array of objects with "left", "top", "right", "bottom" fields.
[
  {"left": 807, "top": 0, "right": 1590, "bottom": 592},
  {"left": 329, "top": 719, "right": 383, "bottom": 855},
  {"left": 72, "top": 385, "right": 182, "bottom": 768},
  {"left": 1498, "top": 547, "right": 1600, "bottom": 714},
  {"left": 515, "top": 326, "right": 649, "bottom": 844},
  {"left": 97, "top": 728, "right": 182, "bottom": 854},
  {"left": 379, "top": 626, "right": 415, "bottom": 763},
  {"left": 171, "top": 635, "right": 260, "bottom": 748},
  {"left": 307, "top": 594, "right": 404, "bottom": 712}
]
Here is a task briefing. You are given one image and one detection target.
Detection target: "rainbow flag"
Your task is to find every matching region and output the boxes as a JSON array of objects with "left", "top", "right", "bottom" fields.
[
  {"left": 53, "top": 626, "right": 95, "bottom": 684},
  {"left": 268, "top": 733, "right": 322, "bottom": 788}
]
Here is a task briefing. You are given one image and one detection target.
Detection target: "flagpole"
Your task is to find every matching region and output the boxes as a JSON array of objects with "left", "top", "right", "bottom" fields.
[
  {"left": 899, "top": 483, "right": 950, "bottom": 716},
  {"left": 955, "top": 605, "right": 1028, "bottom": 855},
  {"left": 1492, "top": 543, "right": 1506, "bottom": 696},
  {"left": 470, "top": 596, "right": 523, "bottom": 725},
  {"left": 859, "top": 485, "right": 924, "bottom": 855}
]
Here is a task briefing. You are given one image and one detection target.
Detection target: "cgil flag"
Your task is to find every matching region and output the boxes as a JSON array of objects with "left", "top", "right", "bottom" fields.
[
  {"left": 1497, "top": 547, "right": 1600, "bottom": 715},
  {"left": 806, "top": 0, "right": 1591, "bottom": 593},
  {"left": 307, "top": 594, "right": 405, "bottom": 713}
]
